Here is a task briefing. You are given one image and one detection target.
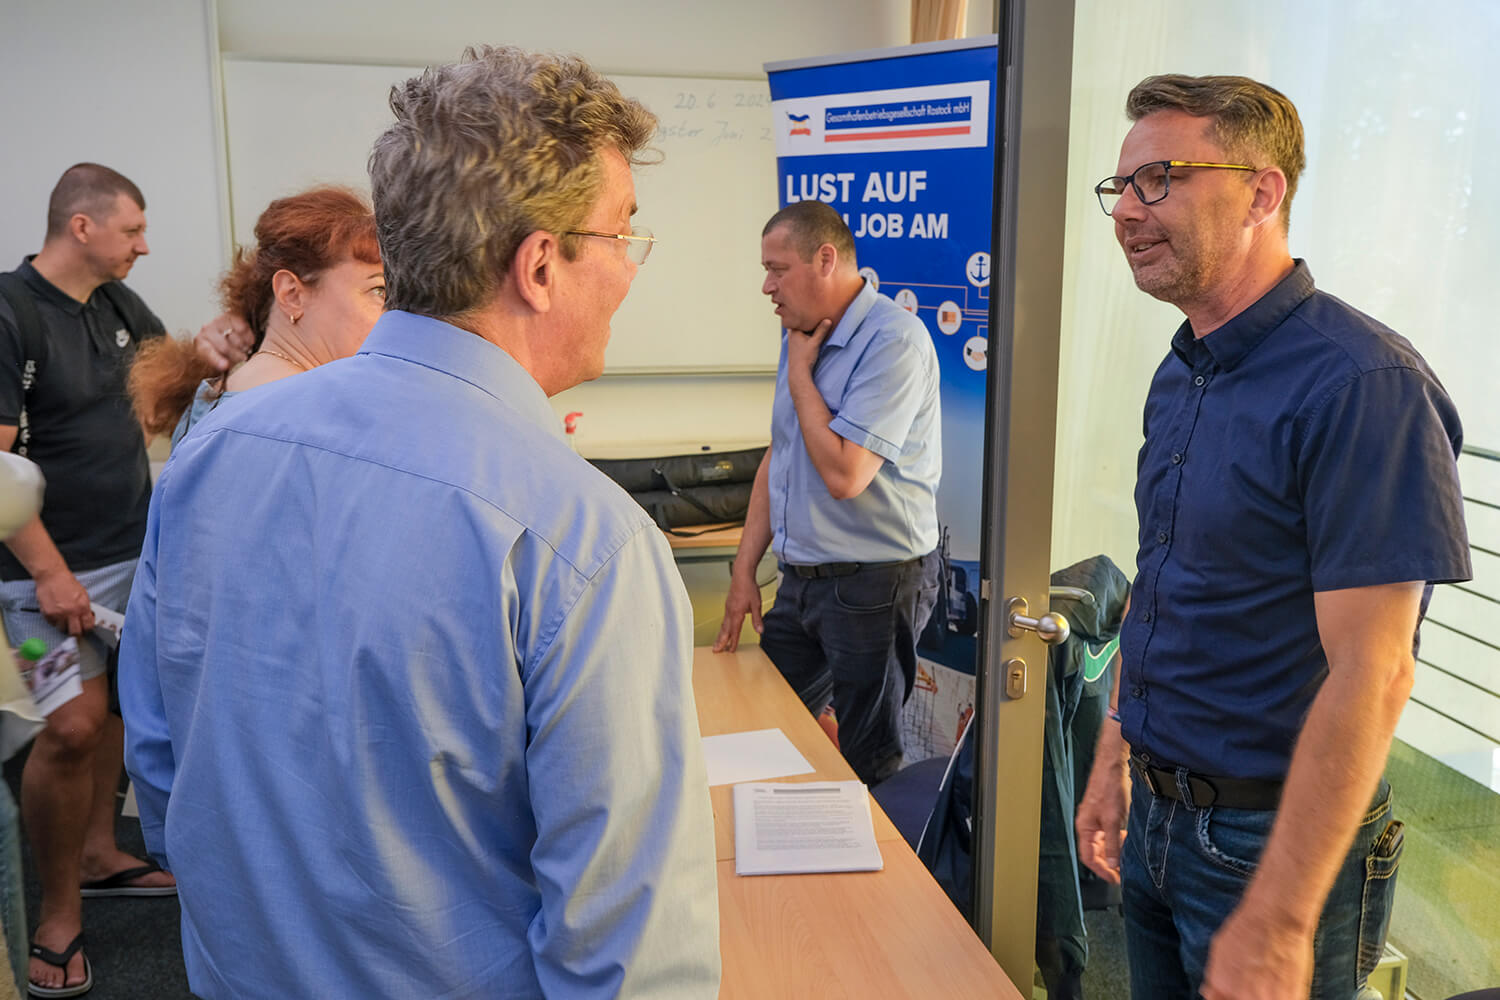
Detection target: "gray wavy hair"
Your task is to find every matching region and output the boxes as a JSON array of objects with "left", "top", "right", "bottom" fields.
[{"left": 369, "top": 46, "right": 658, "bottom": 320}]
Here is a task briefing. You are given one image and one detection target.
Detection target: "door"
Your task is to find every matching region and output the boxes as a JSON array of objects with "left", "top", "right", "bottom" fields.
[{"left": 970, "top": 0, "right": 1078, "bottom": 990}]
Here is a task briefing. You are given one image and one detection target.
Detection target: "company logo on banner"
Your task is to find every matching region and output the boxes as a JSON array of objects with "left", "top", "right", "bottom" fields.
[{"left": 774, "top": 81, "right": 989, "bottom": 157}]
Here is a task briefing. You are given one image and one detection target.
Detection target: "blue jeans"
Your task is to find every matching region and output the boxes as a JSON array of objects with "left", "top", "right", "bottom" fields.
[
  {"left": 0, "top": 782, "right": 24, "bottom": 995},
  {"left": 1122, "top": 771, "right": 1401, "bottom": 1000},
  {"left": 760, "top": 551, "right": 940, "bottom": 785}
]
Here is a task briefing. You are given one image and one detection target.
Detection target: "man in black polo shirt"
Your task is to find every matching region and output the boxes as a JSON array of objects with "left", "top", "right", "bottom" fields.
[
  {"left": 1074, "top": 77, "right": 1470, "bottom": 1000},
  {"left": 0, "top": 163, "right": 176, "bottom": 997}
]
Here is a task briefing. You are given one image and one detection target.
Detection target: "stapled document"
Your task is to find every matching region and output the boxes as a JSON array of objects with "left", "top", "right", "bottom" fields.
[{"left": 733, "top": 780, "right": 884, "bottom": 876}]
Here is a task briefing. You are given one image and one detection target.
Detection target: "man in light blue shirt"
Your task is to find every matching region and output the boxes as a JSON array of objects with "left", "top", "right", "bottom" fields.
[
  {"left": 715, "top": 200, "right": 941, "bottom": 785},
  {"left": 119, "top": 46, "right": 720, "bottom": 999}
]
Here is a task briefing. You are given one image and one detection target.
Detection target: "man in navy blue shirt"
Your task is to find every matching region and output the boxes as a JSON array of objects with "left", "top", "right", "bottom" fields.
[{"left": 1075, "top": 75, "right": 1470, "bottom": 1000}]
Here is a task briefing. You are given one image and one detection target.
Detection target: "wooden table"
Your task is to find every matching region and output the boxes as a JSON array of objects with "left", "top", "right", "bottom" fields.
[
  {"left": 666, "top": 522, "right": 745, "bottom": 563},
  {"left": 693, "top": 648, "right": 1019, "bottom": 999}
]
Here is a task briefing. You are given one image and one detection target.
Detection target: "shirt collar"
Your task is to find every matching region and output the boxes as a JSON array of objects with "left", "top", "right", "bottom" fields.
[
  {"left": 1170, "top": 259, "right": 1316, "bottom": 372},
  {"left": 826, "top": 279, "right": 878, "bottom": 349},
  {"left": 18, "top": 256, "right": 87, "bottom": 316},
  {"left": 357, "top": 310, "right": 563, "bottom": 440}
]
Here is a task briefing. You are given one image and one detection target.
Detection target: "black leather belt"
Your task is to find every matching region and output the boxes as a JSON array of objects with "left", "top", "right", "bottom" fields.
[
  {"left": 784, "top": 557, "right": 918, "bottom": 579},
  {"left": 1130, "top": 753, "right": 1282, "bottom": 811}
]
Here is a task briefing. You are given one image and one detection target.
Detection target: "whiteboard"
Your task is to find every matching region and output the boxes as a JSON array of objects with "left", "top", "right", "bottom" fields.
[{"left": 221, "top": 58, "right": 781, "bottom": 373}]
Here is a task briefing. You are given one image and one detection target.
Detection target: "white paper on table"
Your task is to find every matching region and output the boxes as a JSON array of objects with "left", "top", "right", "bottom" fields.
[
  {"left": 700, "top": 728, "right": 814, "bottom": 787},
  {"left": 26, "top": 638, "right": 83, "bottom": 717},
  {"left": 733, "top": 780, "right": 884, "bottom": 876}
]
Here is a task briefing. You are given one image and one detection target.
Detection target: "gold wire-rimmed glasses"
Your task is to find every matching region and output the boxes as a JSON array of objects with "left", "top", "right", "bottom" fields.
[{"left": 565, "top": 225, "right": 657, "bottom": 264}]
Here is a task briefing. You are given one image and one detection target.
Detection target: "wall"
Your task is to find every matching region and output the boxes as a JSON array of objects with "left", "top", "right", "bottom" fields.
[
  {"left": 0, "top": 0, "right": 228, "bottom": 333},
  {"left": 2, "top": 0, "right": 934, "bottom": 455},
  {"left": 218, "top": 0, "right": 916, "bottom": 452},
  {"left": 217, "top": 1, "right": 909, "bottom": 78}
]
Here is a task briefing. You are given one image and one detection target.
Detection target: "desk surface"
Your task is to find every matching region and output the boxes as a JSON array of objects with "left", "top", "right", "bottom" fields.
[
  {"left": 693, "top": 647, "right": 901, "bottom": 860},
  {"left": 693, "top": 648, "right": 1018, "bottom": 999},
  {"left": 666, "top": 522, "right": 745, "bottom": 552}
]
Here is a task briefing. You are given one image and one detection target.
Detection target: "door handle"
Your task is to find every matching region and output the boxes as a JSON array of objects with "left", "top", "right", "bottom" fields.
[{"left": 1004, "top": 596, "right": 1071, "bottom": 646}]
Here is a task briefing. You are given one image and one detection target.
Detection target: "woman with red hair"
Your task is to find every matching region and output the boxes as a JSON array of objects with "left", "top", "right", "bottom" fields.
[{"left": 130, "top": 187, "right": 384, "bottom": 444}]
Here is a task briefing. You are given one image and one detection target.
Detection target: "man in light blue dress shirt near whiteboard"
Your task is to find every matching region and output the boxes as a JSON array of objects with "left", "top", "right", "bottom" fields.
[
  {"left": 716, "top": 199, "right": 942, "bottom": 786},
  {"left": 118, "top": 47, "right": 719, "bottom": 999}
]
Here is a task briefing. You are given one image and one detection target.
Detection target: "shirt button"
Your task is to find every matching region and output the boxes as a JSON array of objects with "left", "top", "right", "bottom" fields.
[
  {"left": 1171, "top": 452, "right": 1183, "bottom": 465},
  {"left": 1194, "top": 375, "right": 1206, "bottom": 387},
  {"left": 1141, "top": 611, "right": 1152, "bottom": 623},
  {"left": 1131, "top": 686, "right": 1143, "bottom": 698},
  {"left": 1157, "top": 531, "right": 1169, "bottom": 544}
]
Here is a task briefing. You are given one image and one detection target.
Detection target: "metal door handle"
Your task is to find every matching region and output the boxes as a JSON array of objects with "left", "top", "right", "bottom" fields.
[{"left": 1004, "top": 596, "right": 1071, "bottom": 646}]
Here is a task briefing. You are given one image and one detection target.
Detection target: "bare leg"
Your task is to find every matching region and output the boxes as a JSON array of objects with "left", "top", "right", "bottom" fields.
[
  {"left": 80, "top": 713, "right": 123, "bottom": 865},
  {"left": 22, "top": 676, "right": 107, "bottom": 992},
  {"left": 77, "top": 711, "right": 175, "bottom": 888}
]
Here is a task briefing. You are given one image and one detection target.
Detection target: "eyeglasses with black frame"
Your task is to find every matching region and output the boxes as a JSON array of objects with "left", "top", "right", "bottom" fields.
[
  {"left": 1094, "top": 160, "right": 1257, "bottom": 217},
  {"left": 565, "top": 225, "right": 657, "bottom": 265}
]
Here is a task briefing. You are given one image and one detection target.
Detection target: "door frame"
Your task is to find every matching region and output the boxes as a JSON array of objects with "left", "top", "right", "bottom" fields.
[{"left": 971, "top": 0, "right": 1077, "bottom": 989}]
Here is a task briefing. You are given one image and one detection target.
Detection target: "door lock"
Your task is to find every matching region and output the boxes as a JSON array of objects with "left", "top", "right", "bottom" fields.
[{"left": 1003, "top": 658, "right": 1027, "bottom": 699}]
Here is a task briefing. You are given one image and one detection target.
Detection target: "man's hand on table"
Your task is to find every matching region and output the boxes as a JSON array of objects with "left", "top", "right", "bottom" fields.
[{"left": 713, "top": 570, "right": 764, "bottom": 652}]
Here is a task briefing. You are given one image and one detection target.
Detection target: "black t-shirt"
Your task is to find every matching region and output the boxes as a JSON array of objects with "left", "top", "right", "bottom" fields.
[{"left": 0, "top": 258, "right": 165, "bottom": 579}]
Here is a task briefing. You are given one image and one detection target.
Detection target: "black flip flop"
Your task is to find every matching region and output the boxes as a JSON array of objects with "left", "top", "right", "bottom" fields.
[
  {"left": 28, "top": 931, "right": 93, "bottom": 998},
  {"left": 79, "top": 860, "right": 177, "bottom": 898}
]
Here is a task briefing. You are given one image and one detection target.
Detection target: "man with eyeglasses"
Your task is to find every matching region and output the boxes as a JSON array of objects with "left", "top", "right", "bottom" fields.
[
  {"left": 1075, "top": 74, "right": 1469, "bottom": 1000},
  {"left": 714, "top": 199, "right": 942, "bottom": 788},
  {"left": 118, "top": 46, "right": 718, "bottom": 998}
]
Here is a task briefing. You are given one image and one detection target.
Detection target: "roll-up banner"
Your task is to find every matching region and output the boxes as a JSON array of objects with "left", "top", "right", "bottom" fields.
[{"left": 766, "top": 39, "right": 998, "bottom": 760}]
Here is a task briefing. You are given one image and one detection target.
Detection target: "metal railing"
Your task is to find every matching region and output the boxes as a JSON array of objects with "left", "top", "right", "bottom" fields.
[{"left": 1410, "top": 444, "right": 1500, "bottom": 747}]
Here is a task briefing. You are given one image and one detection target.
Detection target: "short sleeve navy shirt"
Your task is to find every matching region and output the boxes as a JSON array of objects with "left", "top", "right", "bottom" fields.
[{"left": 1119, "top": 261, "right": 1471, "bottom": 781}]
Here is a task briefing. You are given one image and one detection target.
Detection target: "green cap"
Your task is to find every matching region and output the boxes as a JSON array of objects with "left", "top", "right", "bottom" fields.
[{"left": 18, "top": 638, "right": 48, "bottom": 661}]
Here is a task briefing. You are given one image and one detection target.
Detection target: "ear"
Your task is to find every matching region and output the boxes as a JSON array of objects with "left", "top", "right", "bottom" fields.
[
  {"left": 1246, "top": 168, "right": 1288, "bottom": 229},
  {"left": 68, "top": 213, "right": 92, "bottom": 244},
  {"left": 509, "top": 230, "right": 559, "bottom": 314},
  {"left": 270, "top": 269, "right": 307, "bottom": 321},
  {"left": 816, "top": 242, "right": 838, "bottom": 278}
]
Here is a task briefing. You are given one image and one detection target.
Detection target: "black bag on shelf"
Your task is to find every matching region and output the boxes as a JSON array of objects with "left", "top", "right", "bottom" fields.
[{"left": 589, "top": 446, "right": 766, "bottom": 532}]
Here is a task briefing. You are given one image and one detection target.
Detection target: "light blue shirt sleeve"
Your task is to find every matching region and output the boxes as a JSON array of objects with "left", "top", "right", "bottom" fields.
[
  {"left": 119, "top": 478, "right": 173, "bottom": 866},
  {"left": 524, "top": 524, "right": 719, "bottom": 998},
  {"left": 827, "top": 326, "right": 934, "bottom": 464}
]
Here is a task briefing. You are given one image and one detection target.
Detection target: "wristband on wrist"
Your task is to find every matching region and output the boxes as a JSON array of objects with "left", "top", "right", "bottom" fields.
[{"left": 1107, "top": 706, "right": 1121, "bottom": 723}]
